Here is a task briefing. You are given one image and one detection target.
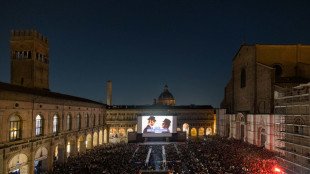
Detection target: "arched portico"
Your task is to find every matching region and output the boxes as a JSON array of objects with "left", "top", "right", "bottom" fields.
[
  {"left": 198, "top": 127, "right": 204, "bottom": 136},
  {"left": 93, "top": 132, "right": 98, "bottom": 147},
  {"left": 54, "top": 144, "right": 65, "bottom": 164},
  {"left": 104, "top": 129, "right": 108, "bottom": 143},
  {"left": 191, "top": 128, "right": 197, "bottom": 136},
  {"left": 78, "top": 136, "right": 86, "bottom": 153},
  {"left": 206, "top": 127, "right": 212, "bottom": 135},
  {"left": 66, "top": 140, "right": 75, "bottom": 158},
  {"left": 8, "top": 153, "right": 29, "bottom": 174},
  {"left": 127, "top": 128, "right": 133, "bottom": 133},
  {"left": 119, "top": 128, "right": 125, "bottom": 138},
  {"left": 34, "top": 147, "right": 48, "bottom": 173},
  {"left": 86, "top": 134, "right": 92, "bottom": 149},
  {"left": 99, "top": 130, "right": 103, "bottom": 145},
  {"left": 182, "top": 123, "right": 189, "bottom": 137}
]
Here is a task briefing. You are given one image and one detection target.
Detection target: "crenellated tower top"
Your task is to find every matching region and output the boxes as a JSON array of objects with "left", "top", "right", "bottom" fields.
[
  {"left": 10, "top": 29, "right": 49, "bottom": 45},
  {"left": 10, "top": 29, "right": 50, "bottom": 90}
]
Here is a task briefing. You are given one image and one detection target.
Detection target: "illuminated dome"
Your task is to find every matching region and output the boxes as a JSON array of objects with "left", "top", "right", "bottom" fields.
[{"left": 158, "top": 85, "right": 175, "bottom": 106}]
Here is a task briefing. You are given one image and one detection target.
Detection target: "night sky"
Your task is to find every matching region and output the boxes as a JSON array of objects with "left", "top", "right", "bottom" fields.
[{"left": 1, "top": 0, "right": 310, "bottom": 107}]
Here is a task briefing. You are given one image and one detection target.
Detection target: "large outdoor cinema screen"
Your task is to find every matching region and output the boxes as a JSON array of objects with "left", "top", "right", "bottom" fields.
[{"left": 138, "top": 115, "right": 177, "bottom": 137}]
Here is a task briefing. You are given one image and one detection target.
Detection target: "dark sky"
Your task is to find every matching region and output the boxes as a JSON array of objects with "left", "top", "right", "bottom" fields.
[{"left": 1, "top": 0, "right": 310, "bottom": 107}]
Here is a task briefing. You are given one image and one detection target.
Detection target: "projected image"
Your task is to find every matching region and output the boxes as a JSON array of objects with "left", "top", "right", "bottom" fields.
[{"left": 141, "top": 116, "right": 173, "bottom": 133}]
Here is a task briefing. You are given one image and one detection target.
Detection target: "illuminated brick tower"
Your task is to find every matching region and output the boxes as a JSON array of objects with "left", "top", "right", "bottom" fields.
[{"left": 10, "top": 30, "right": 49, "bottom": 90}]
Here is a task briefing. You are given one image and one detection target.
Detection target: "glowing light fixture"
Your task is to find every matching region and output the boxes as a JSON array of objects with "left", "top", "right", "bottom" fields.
[{"left": 274, "top": 167, "right": 281, "bottom": 173}]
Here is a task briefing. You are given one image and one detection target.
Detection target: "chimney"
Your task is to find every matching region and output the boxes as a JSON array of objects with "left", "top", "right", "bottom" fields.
[{"left": 107, "top": 80, "right": 112, "bottom": 106}]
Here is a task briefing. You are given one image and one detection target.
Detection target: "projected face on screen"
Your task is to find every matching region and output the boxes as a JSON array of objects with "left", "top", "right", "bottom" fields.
[{"left": 141, "top": 116, "right": 173, "bottom": 134}]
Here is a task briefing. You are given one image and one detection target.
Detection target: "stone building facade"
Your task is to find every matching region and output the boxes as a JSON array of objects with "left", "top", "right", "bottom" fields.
[
  {"left": 106, "top": 85, "right": 216, "bottom": 143},
  {"left": 0, "top": 30, "right": 108, "bottom": 174},
  {"left": 220, "top": 44, "right": 310, "bottom": 173},
  {"left": 106, "top": 105, "right": 216, "bottom": 143},
  {"left": 0, "top": 83, "right": 107, "bottom": 174}
]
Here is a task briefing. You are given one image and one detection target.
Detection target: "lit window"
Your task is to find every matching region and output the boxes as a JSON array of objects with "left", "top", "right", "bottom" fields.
[
  {"left": 9, "top": 115, "right": 21, "bottom": 141},
  {"left": 77, "top": 114, "right": 81, "bottom": 129},
  {"left": 53, "top": 115, "right": 58, "bottom": 133},
  {"left": 67, "top": 115, "right": 71, "bottom": 131},
  {"left": 36, "top": 115, "right": 43, "bottom": 136}
]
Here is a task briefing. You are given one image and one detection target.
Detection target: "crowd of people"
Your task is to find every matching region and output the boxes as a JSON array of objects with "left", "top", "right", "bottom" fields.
[
  {"left": 51, "top": 136, "right": 278, "bottom": 174},
  {"left": 176, "top": 137, "right": 278, "bottom": 173}
]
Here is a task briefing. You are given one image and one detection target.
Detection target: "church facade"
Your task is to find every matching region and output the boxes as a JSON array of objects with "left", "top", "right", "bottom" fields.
[{"left": 220, "top": 44, "right": 310, "bottom": 174}]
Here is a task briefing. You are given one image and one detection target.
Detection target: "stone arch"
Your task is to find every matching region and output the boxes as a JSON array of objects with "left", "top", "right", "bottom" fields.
[
  {"left": 34, "top": 146, "right": 48, "bottom": 161},
  {"left": 34, "top": 146, "right": 49, "bottom": 173},
  {"left": 99, "top": 130, "right": 103, "bottom": 145},
  {"left": 294, "top": 117, "right": 305, "bottom": 125},
  {"left": 236, "top": 113, "right": 245, "bottom": 122},
  {"left": 86, "top": 134, "right": 92, "bottom": 149},
  {"left": 110, "top": 128, "right": 117, "bottom": 138},
  {"left": 119, "top": 128, "right": 125, "bottom": 138},
  {"left": 93, "top": 132, "right": 98, "bottom": 147},
  {"left": 127, "top": 128, "right": 134, "bottom": 133},
  {"left": 206, "top": 127, "right": 212, "bottom": 135},
  {"left": 294, "top": 117, "right": 305, "bottom": 134},
  {"left": 198, "top": 127, "right": 204, "bottom": 136},
  {"left": 183, "top": 123, "right": 189, "bottom": 137},
  {"left": 8, "top": 153, "right": 29, "bottom": 174},
  {"left": 104, "top": 129, "right": 108, "bottom": 143},
  {"left": 66, "top": 140, "right": 75, "bottom": 157},
  {"left": 78, "top": 136, "right": 86, "bottom": 153},
  {"left": 191, "top": 128, "right": 197, "bottom": 136}
]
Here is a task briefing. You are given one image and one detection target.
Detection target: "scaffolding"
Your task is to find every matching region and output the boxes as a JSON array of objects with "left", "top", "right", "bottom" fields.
[{"left": 274, "top": 83, "right": 310, "bottom": 174}]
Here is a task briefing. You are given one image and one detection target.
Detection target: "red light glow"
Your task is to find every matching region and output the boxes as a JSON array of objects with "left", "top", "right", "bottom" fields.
[{"left": 274, "top": 167, "right": 281, "bottom": 172}]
